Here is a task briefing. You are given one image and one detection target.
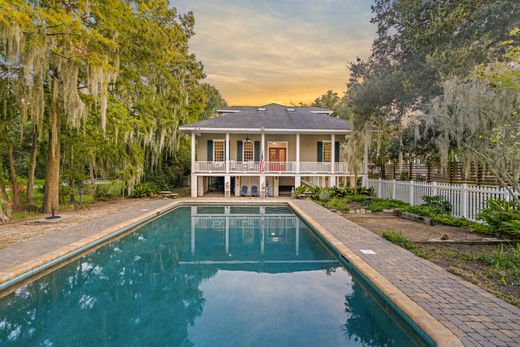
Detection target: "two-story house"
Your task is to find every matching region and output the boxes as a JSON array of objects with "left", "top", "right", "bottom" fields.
[{"left": 180, "top": 103, "right": 368, "bottom": 197}]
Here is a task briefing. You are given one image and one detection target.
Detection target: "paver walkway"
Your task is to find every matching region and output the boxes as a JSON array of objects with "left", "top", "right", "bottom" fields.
[
  {"left": 292, "top": 199, "right": 520, "bottom": 347},
  {"left": 0, "top": 199, "right": 172, "bottom": 270}
]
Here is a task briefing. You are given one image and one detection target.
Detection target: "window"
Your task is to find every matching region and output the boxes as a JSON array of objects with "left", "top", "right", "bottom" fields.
[
  {"left": 243, "top": 140, "right": 254, "bottom": 161},
  {"left": 213, "top": 140, "right": 225, "bottom": 161},
  {"left": 323, "top": 141, "right": 332, "bottom": 162}
]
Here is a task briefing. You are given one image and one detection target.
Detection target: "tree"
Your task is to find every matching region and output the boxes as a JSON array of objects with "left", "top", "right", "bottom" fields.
[
  {"left": 427, "top": 61, "right": 520, "bottom": 200},
  {"left": 0, "top": 1, "right": 208, "bottom": 213},
  {"left": 199, "top": 83, "right": 227, "bottom": 120}
]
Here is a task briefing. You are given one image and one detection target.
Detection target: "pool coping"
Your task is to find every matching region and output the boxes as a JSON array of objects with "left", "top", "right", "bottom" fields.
[{"left": 0, "top": 198, "right": 461, "bottom": 347}]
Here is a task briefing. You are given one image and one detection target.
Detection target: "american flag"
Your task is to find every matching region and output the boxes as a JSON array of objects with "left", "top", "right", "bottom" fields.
[{"left": 259, "top": 149, "right": 265, "bottom": 173}]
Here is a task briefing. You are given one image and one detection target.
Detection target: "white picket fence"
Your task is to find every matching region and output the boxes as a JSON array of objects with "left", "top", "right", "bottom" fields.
[{"left": 367, "top": 179, "right": 517, "bottom": 221}]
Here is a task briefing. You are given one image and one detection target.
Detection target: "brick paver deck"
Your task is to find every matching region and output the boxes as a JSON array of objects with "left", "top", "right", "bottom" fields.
[
  {"left": 291, "top": 199, "right": 520, "bottom": 347},
  {"left": 0, "top": 199, "right": 173, "bottom": 271}
]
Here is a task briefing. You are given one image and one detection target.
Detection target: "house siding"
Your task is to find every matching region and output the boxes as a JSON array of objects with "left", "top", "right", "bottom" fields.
[{"left": 196, "top": 133, "right": 345, "bottom": 162}]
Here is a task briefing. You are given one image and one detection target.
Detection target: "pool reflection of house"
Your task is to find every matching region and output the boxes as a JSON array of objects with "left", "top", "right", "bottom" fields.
[{"left": 181, "top": 206, "right": 339, "bottom": 273}]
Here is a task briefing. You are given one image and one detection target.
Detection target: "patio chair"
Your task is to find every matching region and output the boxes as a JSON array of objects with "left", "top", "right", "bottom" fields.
[
  {"left": 240, "top": 185, "right": 249, "bottom": 197},
  {"left": 251, "top": 185, "right": 259, "bottom": 197}
]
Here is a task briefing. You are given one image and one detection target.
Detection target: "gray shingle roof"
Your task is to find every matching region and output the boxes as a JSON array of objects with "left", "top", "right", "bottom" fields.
[{"left": 180, "top": 103, "right": 350, "bottom": 132}]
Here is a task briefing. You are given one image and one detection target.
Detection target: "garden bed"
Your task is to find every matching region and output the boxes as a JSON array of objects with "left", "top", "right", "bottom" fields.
[{"left": 342, "top": 212, "right": 520, "bottom": 307}]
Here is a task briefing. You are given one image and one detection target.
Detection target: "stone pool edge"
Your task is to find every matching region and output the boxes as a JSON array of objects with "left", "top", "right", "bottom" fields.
[
  {"left": 0, "top": 198, "right": 462, "bottom": 347},
  {"left": 288, "top": 201, "right": 463, "bottom": 347}
]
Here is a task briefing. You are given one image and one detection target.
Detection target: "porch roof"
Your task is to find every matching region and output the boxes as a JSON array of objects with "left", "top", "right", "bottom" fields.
[{"left": 179, "top": 103, "right": 350, "bottom": 134}]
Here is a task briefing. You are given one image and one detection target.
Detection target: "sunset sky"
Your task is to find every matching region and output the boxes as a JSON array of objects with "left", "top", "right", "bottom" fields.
[{"left": 174, "top": 0, "right": 376, "bottom": 106}]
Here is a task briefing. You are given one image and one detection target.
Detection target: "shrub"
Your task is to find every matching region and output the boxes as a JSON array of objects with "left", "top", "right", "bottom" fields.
[
  {"left": 131, "top": 182, "right": 160, "bottom": 198},
  {"left": 382, "top": 231, "right": 415, "bottom": 250},
  {"left": 477, "top": 199, "right": 520, "bottom": 236},
  {"left": 325, "top": 197, "right": 350, "bottom": 211},
  {"left": 365, "top": 199, "right": 408, "bottom": 212},
  {"left": 430, "top": 214, "right": 472, "bottom": 227},
  {"left": 319, "top": 190, "right": 331, "bottom": 202},
  {"left": 422, "top": 195, "right": 452, "bottom": 214}
]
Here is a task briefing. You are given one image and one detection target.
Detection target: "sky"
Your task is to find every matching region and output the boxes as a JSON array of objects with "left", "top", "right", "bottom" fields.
[{"left": 174, "top": 0, "right": 376, "bottom": 106}]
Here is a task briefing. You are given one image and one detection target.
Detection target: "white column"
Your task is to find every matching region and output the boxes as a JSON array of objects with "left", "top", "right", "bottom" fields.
[
  {"left": 331, "top": 133, "right": 335, "bottom": 174},
  {"left": 224, "top": 175, "right": 231, "bottom": 197},
  {"left": 330, "top": 133, "right": 336, "bottom": 187},
  {"left": 191, "top": 132, "right": 196, "bottom": 170},
  {"left": 197, "top": 176, "right": 204, "bottom": 197},
  {"left": 260, "top": 132, "right": 266, "bottom": 197},
  {"left": 296, "top": 133, "right": 300, "bottom": 174},
  {"left": 191, "top": 175, "right": 197, "bottom": 198},
  {"left": 225, "top": 132, "right": 230, "bottom": 173},
  {"left": 295, "top": 176, "right": 301, "bottom": 188}
]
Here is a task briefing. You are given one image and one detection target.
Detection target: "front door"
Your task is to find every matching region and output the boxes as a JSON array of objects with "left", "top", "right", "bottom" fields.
[{"left": 269, "top": 147, "right": 286, "bottom": 171}]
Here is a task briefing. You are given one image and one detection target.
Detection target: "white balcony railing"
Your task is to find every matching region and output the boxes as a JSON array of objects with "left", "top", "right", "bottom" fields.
[
  {"left": 193, "top": 161, "right": 353, "bottom": 174},
  {"left": 193, "top": 161, "right": 226, "bottom": 172}
]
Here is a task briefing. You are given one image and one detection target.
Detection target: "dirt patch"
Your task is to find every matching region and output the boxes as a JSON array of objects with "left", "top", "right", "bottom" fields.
[
  {"left": 342, "top": 212, "right": 520, "bottom": 308},
  {"left": 343, "top": 212, "right": 480, "bottom": 242},
  {"left": 0, "top": 198, "right": 149, "bottom": 249}
]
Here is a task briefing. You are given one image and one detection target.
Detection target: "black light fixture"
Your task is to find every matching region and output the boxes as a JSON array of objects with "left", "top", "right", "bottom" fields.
[{"left": 244, "top": 133, "right": 251, "bottom": 142}]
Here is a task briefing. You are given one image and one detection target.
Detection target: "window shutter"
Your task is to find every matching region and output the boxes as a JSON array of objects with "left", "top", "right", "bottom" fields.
[
  {"left": 254, "top": 141, "right": 260, "bottom": 161},
  {"left": 237, "top": 141, "right": 243, "bottom": 161},
  {"left": 317, "top": 141, "right": 323, "bottom": 162},
  {"left": 335, "top": 141, "right": 340, "bottom": 162},
  {"left": 207, "top": 140, "right": 213, "bottom": 161}
]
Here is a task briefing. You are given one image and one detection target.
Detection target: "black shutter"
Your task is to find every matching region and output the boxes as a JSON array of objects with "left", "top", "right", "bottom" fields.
[
  {"left": 207, "top": 140, "right": 213, "bottom": 161},
  {"left": 254, "top": 141, "right": 260, "bottom": 161},
  {"left": 335, "top": 141, "right": 340, "bottom": 162},
  {"left": 317, "top": 141, "right": 323, "bottom": 162},
  {"left": 237, "top": 141, "right": 243, "bottom": 161}
]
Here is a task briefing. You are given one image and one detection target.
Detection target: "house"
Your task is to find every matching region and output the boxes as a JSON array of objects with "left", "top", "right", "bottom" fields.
[{"left": 179, "top": 103, "right": 368, "bottom": 197}]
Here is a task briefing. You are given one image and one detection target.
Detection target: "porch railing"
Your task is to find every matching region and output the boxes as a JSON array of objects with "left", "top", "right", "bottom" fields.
[{"left": 193, "top": 161, "right": 354, "bottom": 174}]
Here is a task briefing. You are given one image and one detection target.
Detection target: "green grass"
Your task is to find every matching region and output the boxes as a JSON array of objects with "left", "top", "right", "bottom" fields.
[
  {"left": 478, "top": 244, "right": 520, "bottom": 270},
  {"left": 382, "top": 231, "right": 416, "bottom": 250}
]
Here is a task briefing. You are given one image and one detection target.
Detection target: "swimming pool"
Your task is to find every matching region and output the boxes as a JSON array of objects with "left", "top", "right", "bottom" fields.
[{"left": 0, "top": 205, "right": 431, "bottom": 346}]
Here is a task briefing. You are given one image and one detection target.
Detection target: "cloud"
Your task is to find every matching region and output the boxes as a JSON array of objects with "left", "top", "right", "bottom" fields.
[{"left": 174, "top": 0, "right": 375, "bottom": 105}]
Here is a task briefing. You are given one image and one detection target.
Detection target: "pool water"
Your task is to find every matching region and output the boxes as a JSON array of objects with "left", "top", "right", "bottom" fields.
[{"left": 0, "top": 206, "right": 430, "bottom": 346}]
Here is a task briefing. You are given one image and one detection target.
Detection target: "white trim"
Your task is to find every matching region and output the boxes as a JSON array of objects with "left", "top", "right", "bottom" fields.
[
  {"left": 180, "top": 127, "right": 352, "bottom": 134},
  {"left": 310, "top": 110, "right": 333, "bottom": 115},
  {"left": 216, "top": 109, "right": 241, "bottom": 113},
  {"left": 242, "top": 139, "right": 255, "bottom": 162},
  {"left": 267, "top": 141, "right": 288, "bottom": 163},
  {"left": 213, "top": 139, "right": 225, "bottom": 162},
  {"left": 321, "top": 140, "right": 332, "bottom": 163}
]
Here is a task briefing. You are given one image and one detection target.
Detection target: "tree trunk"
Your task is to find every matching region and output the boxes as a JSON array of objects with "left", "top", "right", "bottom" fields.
[
  {"left": 26, "top": 123, "right": 40, "bottom": 206},
  {"left": 0, "top": 167, "right": 8, "bottom": 201},
  {"left": 89, "top": 158, "right": 96, "bottom": 194},
  {"left": 7, "top": 144, "right": 21, "bottom": 208},
  {"left": 42, "top": 105, "right": 61, "bottom": 214}
]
